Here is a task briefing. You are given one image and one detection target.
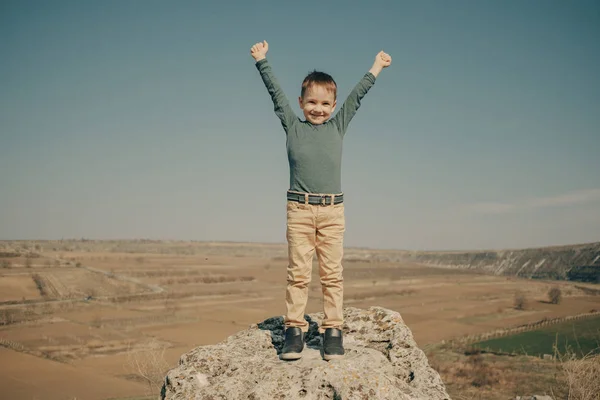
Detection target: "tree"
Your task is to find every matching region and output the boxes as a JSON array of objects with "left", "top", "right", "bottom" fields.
[{"left": 548, "top": 286, "right": 562, "bottom": 304}]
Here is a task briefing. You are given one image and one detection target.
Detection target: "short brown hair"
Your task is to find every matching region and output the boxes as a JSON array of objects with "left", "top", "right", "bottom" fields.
[{"left": 301, "top": 70, "right": 337, "bottom": 100}]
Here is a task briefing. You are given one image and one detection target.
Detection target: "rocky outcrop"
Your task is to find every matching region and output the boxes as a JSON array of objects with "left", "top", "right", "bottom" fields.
[
  {"left": 161, "top": 307, "right": 450, "bottom": 400},
  {"left": 398, "top": 242, "right": 600, "bottom": 280}
]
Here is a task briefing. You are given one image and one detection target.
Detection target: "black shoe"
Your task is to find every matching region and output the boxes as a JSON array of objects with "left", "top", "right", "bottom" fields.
[
  {"left": 322, "top": 328, "right": 344, "bottom": 360},
  {"left": 280, "top": 327, "right": 304, "bottom": 360}
]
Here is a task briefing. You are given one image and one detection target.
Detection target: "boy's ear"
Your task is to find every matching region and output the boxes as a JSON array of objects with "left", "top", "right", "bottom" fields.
[
  {"left": 332, "top": 99, "right": 337, "bottom": 112},
  {"left": 298, "top": 96, "right": 304, "bottom": 109}
]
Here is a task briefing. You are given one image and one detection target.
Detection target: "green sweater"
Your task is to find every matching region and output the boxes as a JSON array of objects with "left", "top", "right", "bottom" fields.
[{"left": 255, "top": 58, "right": 376, "bottom": 195}]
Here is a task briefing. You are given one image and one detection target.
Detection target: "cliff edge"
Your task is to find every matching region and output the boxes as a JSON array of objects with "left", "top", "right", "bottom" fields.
[{"left": 397, "top": 241, "right": 600, "bottom": 280}]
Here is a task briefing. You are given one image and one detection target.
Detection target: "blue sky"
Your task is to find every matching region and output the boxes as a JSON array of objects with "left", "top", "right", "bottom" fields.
[{"left": 1, "top": 0, "right": 599, "bottom": 250}]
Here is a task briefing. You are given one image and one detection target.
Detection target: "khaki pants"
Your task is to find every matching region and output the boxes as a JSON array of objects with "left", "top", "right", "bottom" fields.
[{"left": 284, "top": 199, "right": 345, "bottom": 333}]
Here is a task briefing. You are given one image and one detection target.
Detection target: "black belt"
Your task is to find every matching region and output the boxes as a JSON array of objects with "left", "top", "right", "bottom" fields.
[{"left": 287, "top": 191, "right": 344, "bottom": 206}]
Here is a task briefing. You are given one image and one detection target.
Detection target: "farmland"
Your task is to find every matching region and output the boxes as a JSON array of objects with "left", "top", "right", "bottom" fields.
[
  {"left": 1, "top": 240, "right": 599, "bottom": 399},
  {"left": 472, "top": 315, "right": 600, "bottom": 358}
]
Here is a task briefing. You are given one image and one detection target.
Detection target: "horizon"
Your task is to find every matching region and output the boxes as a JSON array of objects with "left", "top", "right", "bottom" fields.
[
  {"left": 2, "top": 0, "right": 599, "bottom": 251},
  {"left": 2, "top": 237, "right": 598, "bottom": 254}
]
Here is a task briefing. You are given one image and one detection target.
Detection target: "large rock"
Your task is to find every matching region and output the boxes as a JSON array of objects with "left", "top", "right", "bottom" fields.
[{"left": 161, "top": 306, "right": 451, "bottom": 400}]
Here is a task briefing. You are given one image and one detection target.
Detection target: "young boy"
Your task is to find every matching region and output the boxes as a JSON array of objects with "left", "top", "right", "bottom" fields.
[{"left": 250, "top": 41, "right": 391, "bottom": 361}]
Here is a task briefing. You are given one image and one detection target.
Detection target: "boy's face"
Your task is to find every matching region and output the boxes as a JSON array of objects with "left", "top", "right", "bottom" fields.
[{"left": 298, "top": 84, "right": 336, "bottom": 125}]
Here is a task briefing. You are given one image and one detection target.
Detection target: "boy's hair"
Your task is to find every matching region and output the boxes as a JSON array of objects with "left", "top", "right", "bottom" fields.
[{"left": 301, "top": 70, "right": 337, "bottom": 100}]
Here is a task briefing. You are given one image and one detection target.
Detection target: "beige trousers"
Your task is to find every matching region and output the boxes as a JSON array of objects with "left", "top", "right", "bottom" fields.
[{"left": 284, "top": 198, "right": 345, "bottom": 333}]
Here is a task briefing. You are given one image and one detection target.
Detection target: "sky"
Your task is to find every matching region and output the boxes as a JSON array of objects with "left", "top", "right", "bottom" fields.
[{"left": 1, "top": 0, "right": 599, "bottom": 251}]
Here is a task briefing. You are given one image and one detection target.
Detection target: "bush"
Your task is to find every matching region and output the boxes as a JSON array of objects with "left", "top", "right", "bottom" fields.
[
  {"left": 126, "top": 338, "right": 170, "bottom": 395},
  {"left": 548, "top": 286, "right": 562, "bottom": 304},
  {"left": 32, "top": 274, "right": 48, "bottom": 297},
  {"left": 514, "top": 291, "right": 527, "bottom": 310},
  {"left": 554, "top": 344, "right": 600, "bottom": 399}
]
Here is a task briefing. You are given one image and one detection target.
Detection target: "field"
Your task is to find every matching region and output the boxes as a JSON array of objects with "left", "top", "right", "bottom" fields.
[
  {"left": 472, "top": 315, "right": 600, "bottom": 358},
  {"left": 1, "top": 240, "right": 599, "bottom": 400}
]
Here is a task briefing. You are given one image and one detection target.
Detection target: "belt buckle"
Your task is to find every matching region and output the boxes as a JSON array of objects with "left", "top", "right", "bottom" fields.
[{"left": 320, "top": 195, "right": 328, "bottom": 206}]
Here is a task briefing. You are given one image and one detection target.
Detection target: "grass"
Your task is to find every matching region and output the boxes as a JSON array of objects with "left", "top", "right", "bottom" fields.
[
  {"left": 427, "top": 347, "right": 563, "bottom": 400},
  {"left": 472, "top": 315, "right": 600, "bottom": 358},
  {"left": 554, "top": 348, "right": 600, "bottom": 400}
]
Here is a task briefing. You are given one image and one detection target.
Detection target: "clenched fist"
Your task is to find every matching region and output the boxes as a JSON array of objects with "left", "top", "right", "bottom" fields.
[
  {"left": 250, "top": 40, "right": 269, "bottom": 62},
  {"left": 369, "top": 50, "right": 392, "bottom": 77},
  {"left": 374, "top": 51, "right": 392, "bottom": 68}
]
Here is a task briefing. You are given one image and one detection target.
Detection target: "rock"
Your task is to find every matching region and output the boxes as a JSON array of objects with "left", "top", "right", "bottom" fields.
[{"left": 161, "top": 306, "right": 451, "bottom": 400}]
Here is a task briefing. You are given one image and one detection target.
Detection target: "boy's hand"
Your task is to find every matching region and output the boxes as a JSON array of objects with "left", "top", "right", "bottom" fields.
[
  {"left": 250, "top": 40, "right": 269, "bottom": 62},
  {"left": 369, "top": 50, "right": 392, "bottom": 77},
  {"left": 375, "top": 50, "right": 392, "bottom": 68}
]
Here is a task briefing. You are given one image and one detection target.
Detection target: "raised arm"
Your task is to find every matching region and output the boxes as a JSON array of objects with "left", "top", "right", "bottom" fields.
[
  {"left": 333, "top": 50, "right": 392, "bottom": 135},
  {"left": 251, "top": 41, "right": 297, "bottom": 131}
]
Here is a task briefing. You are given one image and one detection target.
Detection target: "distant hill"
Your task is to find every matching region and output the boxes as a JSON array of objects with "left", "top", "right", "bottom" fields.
[{"left": 395, "top": 242, "right": 600, "bottom": 282}]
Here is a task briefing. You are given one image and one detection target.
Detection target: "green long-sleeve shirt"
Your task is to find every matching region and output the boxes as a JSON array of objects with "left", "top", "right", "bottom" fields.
[{"left": 255, "top": 58, "right": 376, "bottom": 195}]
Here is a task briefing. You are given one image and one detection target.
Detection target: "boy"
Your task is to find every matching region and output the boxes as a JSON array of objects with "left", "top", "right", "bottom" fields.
[{"left": 250, "top": 40, "right": 391, "bottom": 361}]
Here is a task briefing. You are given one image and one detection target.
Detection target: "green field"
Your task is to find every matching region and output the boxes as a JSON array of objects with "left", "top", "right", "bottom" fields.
[{"left": 472, "top": 316, "right": 600, "bottom": 358}]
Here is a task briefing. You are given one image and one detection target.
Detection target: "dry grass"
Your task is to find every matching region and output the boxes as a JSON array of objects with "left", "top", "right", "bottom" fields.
[
  {"left": 438, "top": 350, "right": 503, "bottom": 389},
  {"left": 161, "top": 275, "right": 254, "bottom": 286},
  {"left": 0, "top": 300, "right": 80, "bottom": 325},
  {"left": 346, "top": 288, "right": 416, "bottom": 301},
  {"left": 125, "top": 338, "right": 170, "bottom": 395},
  {"left": 428, "top": 339, "right": 556, "bottom": 399},
  {"left": 552, "top": 343, "right": 600, "bottom": 400}
]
